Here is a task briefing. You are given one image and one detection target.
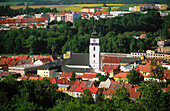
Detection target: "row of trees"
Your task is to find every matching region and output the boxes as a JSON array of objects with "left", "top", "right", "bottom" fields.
[
  {"left": 0, "top": 11, "right": 169, "bottom": 55},
  {"left": 0, "top": 74, "right": 169, "bottom": 110},
  {"left": 0, "top": 5, "right": 58, "bottom": 17}
]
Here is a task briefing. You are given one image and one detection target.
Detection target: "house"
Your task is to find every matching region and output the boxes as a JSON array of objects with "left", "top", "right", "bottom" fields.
[
  {"left": 140, "top": 34, "right": 147, "bottom": 39},
  {"left": 37, "top": 62, "right": 59, "bottom": 77},
  {"left": 120, "top": 63, "right": 138, "bottom": 72},
  {"left": 57, "top": 78, "right": 69, "bottom": 84},
  {"left": 60, "top": 72, "right": 73, "bottom": 79},
  {"left": 98, "top": 78, "right": 111, "bottom": 89},
  {"left": 72, "top": 86, "right": 99, "bottom": 99},
  {"left": 102, "top": 65, "right": 120, "bottom": 77},
  {"left": 155, "top": 4, "right": 168, "bottom": 10},
  {"left": 113, "top": 72, "right": 129, "bottom": 84},
  {"left": 67, "top": 85, "right": 77, "bottom": 96},
  {"left": 8, "top": 64, "right": 40, "bottom": 76},
  {"left": 58, "top": 84, "right": 70, "bottom": 93},
  {"left": 75, "top": 73, "right": 99, "bottom": 81},
  {"left": 34, "top": 58, "right": 52, "bottom": 65},
  {"left": 135, "top": 62, "right": 157, "bottom": 76},
  {"left": 103, "top": 89, "right": 116, "bottom": 99},
  {"left": 102, "top": 56, "right": 122, "bottom": 68},
  {"left": 65, "top": 13, "right": 81, "bottom": 22},
  {"left": 109, "top": 81, "right": 123, "bottom": 89},
  {"left": 32, "top": 55, "right": 57, "bottom": 61},
  {"left": 128, "top": 86, "right": 140, "bottom": 100}
]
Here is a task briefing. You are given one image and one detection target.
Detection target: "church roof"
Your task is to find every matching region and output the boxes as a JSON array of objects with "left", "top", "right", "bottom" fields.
[
  {"left": 91, "top": 21, "right": 99, "bottom": 38},
  {"left": 64, "top": 53, "right": 89, "bottom": 65}
]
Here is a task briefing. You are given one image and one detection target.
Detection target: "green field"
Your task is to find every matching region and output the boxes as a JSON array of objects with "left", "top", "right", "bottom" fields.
[
  {"left": 0, "top": 2, "right": 29, "bottom": 6},
  {"left": 116, "top": 4, "right": 137, "bottom": 11}
]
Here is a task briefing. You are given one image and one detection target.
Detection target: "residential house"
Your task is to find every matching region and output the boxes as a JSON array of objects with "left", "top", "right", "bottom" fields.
[
  {"left": 102, "top": 65, "right": 120, "bottom": 77},
  {"left": 101, "top": 56, "right": 122, "bottom": 68},
  {"left": 57, "top": 78, "right": 69, "bottom": 84},
  {"left": 72, "top": 86, "right": 99, "bottom": 100},
  {"left": 98, "top": 78, "right": 111, "bottom": 89},
  {"left": 34, "top": 58, "right": 52, "bottom": 65},
  {"left": 103, "top": 89, "right": 116, "bottom": 99},
  {"left": 155, "top": 4, "right": 168, "bottom": 10},
  {"left": 57, "top": 84, "right": 70, "bottom": 93},
  {"left": 60, "top": 72, "right": 73, "bottom": 79},
  {"left": 113, "top": 72, "right": 129, "bottom": 84},
  {"left": 140, "top": 34, "right": 147, "bottom": 39},
  {"left": 75, "top": 73, "right": 99, "bottom": 81},
  {"left": 37, "top": 62, "right": 59, "bottom": 77},
  {"left": 65, "top": 13, "right": 81, "bottom": 22}
]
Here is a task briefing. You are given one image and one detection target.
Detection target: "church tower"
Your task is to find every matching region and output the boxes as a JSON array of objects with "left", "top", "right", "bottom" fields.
[{"left": 89, "top": 22, "right": 100, "bottom": 71}]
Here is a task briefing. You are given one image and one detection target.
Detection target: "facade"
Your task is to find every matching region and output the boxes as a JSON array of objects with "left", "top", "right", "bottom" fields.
[
  {"left": 164, "top": 54, "right": 170, "bottom": 62},
  {"left": 81, "top": 7, "right": 102, "bottom": 13},
  {"left": 65, "top": 13, "right": 81, "bottom": 22},
  {"left": 131, "top": 50, "right": 166, "bottom": 59},
  {"left": 113, "top": 72, "right": 129, "bottom": 84},
  {"left": 155, "top": 4, "right": 168, "bottom": 10},
  {"left": 157, "top": 46, "right": 170, "bottom": 53},
  {"left": 89, "top": 23, "right": 100, "bottom": 71}
]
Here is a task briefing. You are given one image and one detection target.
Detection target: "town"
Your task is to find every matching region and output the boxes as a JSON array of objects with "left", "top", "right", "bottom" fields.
[{"left": 0, "top": 2, "right": 170, "bottom": 111}]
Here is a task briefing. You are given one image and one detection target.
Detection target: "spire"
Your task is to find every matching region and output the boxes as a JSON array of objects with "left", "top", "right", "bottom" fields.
[{"left": 91, "top": 20, "right": 98, "bottom": 38}]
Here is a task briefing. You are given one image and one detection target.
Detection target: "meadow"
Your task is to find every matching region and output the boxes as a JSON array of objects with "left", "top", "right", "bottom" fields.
[{"left": 10, "top": 4, "right": 124, "bottom": 12}]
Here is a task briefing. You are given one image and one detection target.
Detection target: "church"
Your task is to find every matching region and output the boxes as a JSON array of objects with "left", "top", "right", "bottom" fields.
[{"left": 61, "top": 23, "right": 101, "bottom": 74}]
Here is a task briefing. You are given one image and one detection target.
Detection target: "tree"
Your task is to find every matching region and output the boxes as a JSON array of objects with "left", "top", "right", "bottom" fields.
[
  {"left": 70, "top": 72, "right": 76, "bottom": 81},
  {"left": 126, "top": 69, "right": 142, "bottom": 85},
  {"left": 81, "top": 89, "right": 94, "bottom": 104},
  {"left": 99, "top": 75, "right": 109, "bottom": 82}
]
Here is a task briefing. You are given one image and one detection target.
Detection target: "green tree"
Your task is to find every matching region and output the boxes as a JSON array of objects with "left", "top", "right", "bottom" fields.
[
  {"left": 126, "top": 69, "right": 142, "bottom": 85},
  {"left": 81, "top": 89, "right": 94, "bottom": 104},
  {"left": 99, "top": 75, "right": 109, "bottom": 82},
  {"left": 70, "top": 72, "right": 76, "bottom": 81}
]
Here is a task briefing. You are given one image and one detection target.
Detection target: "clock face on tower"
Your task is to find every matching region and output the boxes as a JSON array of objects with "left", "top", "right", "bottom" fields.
[
  {"left": 93, "top": 39, "right": 96, "bottom": 43},
  {"left": 90, "top": 38, "right": 99, "bottom": 44}
]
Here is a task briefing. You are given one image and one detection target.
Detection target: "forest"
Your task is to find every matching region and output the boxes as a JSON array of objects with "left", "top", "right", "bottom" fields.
[
  {"left": 0, "top": 0, "right": 170, "bottom": 4},
  {"left": 0, "top": 10, "right": 169, "bottom": 56},
  {"left": 0, "top": 74, "right": 169, "bottom": 111}
]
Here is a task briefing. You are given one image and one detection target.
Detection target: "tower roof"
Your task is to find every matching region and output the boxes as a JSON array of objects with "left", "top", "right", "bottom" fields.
[{"left": 91, "top": 21, "right": 99, "bottom": 38}]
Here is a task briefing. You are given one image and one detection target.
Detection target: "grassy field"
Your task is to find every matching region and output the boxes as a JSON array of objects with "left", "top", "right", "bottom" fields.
[
  {"left": 10, "top": 4, "right": 124, "bottom": 12},
  {"left": 0, "top": 2, "right": 29, "bottom": 6}
]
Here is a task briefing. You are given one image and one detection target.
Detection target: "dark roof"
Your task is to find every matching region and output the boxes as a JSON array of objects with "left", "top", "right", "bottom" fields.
[
  {"left": 61, "top": 65, "right": 93, "bottom": 73},
  {"left": 84, "top": 81, "right": 94, "bottom": 87},
  {"left": 91, "top": 22, "right": 99, "bottom": 38},
  {"left": 120, "top": 57, "right": 138, "bottom": 63},
  {"left": 64, "top": 53, "right": 89, "bottom": 65},
  {"left": 38, "top": 62, "right": 59, "bottom": 70}
]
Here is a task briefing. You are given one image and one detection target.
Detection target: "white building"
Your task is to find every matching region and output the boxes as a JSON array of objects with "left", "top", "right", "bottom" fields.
[{"left": 89, "top": 23, "right": 100, "bottom": 71}]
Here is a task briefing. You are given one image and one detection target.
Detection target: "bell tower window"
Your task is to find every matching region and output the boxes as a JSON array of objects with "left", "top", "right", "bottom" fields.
[
  {"left": 94, "top": 47, "right": 95, "bottom": 51},
  {"left": 93, "top": 54, "right": 95, "bottom": 58}
]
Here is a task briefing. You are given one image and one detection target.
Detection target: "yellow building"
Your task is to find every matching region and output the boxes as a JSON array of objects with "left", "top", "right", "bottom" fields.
[
  {"left": 134, "top": 6, "right": 141, "bottom": 11},
  {"left": 113, "top": 72, "right": 129, "bottom": 84},
  {"left": 155, "top": 4, "right": 168, "bottom": 10},
  {"left": 57, "top": 84, "right": 70, "bottom": 94},
  {"left": 63, "top": 51, "right": 72, "bottom": 59},
  {"left": 81, "top": 8, "right": 89, "bottom": 13},
  {"left": 164, "top": 54, "right": 170, "bottom": 62}
]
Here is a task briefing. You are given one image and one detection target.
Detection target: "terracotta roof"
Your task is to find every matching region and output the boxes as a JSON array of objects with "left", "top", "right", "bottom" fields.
[
  {"left": 102, "top": 57, "right": 122, "bottom": 63},
  {"left": 140, "top": 34, "right": 147, "bottom": 39},
  {"left": 65, "top": 80, "right": 75, "bottom": 86},
  {"left": 33, "top": 55, "right": 57, "bottom": 61},
  {"left": 45, "top": 77, "right": 57, "bottom": 84},
  {"left": 26, "top": 74, "right": 37, "bottom": 77},
  {"left": 136, "top": 63, "right": 157, "bottom": 73},
  {"left": 124, "top": 84, "right": 133, "bottom": 88},
  {"left": 60, "top": 72, "right": 73, "bottom": 78},
  {"left": 68, "top": 85, "right": 77, "bottom": 92},
  {"left": 73, "top": 81, "right": 81, "bottom": 86},
  {"left": 109, "top": 82, "right": 120, "bottom": 89},
  {"left": 161, "top": 88, "right": 169, "bottom": 92},
  {"left": 73, "top": 86, "right": 99, "bottom": 94},
  {"left": 75, "top": 73, "right": 98, "bottom": 79},
  {"left": 23, "top": 77, "right": 28, "bottom": 80},
  {"left": 102, "top": 65, "right": 119, "bottom": 74},
  {"left": 18, "top": 55, "right": 29, "bottom": 60},
  {"left": 103, "top": 89, "right": 116, "bottom": 95},
  {"left": 113, "top": 72, "right": 129, "bottom": 78},
  {"left": 39, "top": 58, "right": 52, "bottom": 63},
  {"left": 128, "top": 87, "right": 140, "bottom": 98},
  {"left": 57, "top": 78, "right": 69, "bottom": 84},
  {"left": 29, "top": 77, "right": 39, "bottom": 81},
  {"left": 79, "top": 81, "right": 87, "bottom": 87},
  {"left": 8, "top": 59, "right": 18, "bottom": 67},
  {"left": 0, "top": 58, "right": 11, "bottom": 65}
]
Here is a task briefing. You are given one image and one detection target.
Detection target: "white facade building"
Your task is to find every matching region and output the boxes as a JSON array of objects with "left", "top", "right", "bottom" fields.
[{"left": 89, "top": 23, "right": 100, "bottom": 71}]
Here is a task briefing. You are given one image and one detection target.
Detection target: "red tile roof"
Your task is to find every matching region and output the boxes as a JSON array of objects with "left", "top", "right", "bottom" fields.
[
  {"left": 60, "top": 72, "right": 73, "bottom": 78},
  {"left": 79, "top": 81, "right": 87, "bottom": 87},
  {"left": 75, "top": 73, "right": 98, "bottom": 79},
  {"left": 18, "top": 55, "right": 29, "bottom": 60},
  {"left": 113, "top": 72, "right": 129, "bottom": 78},
  {"left": 8, "top": 59, "right": 18, "bottom": 67},
  {"left": 29, "top": 77, "right": 39, "bottom": 81},
  {"left": 140, "top": 34, "right": 147, "bottom": 39},
  {"left": 0, "top": 58, "right": 11, "bottom": 65},
  {"left": 33, "top": 55, "right": 57, "bottom": 61},
  {"left": 102, "top": 65, "right": 119, "bottom": 74},
  {"left": 136, "top": 63, "right": 157, "bottom": 73},
  {"left": 103, "top": 89, "right": 116, "bottom": 95},
  {"left": 73, "top": 81, "right": 81, "bottom": 86},
  {"left": 102, "top": 57, "right": 122, "bottom": 63},
  {"left": 124, "top": 84, "right": 133, "bottom": 88},
  {"left": 45, "top": 77, "right": 57, "bottom": 84},
  {"left": 57, "top": 78, "right": 69, "bottom": 84},
  {"left": 127, "top": 87, "right": 140, "bottom": 98},
  {"left": 73, "top": 86, "right": 99, "bottom": 94},
  {"left": 161, "top": 88, "right": 169, "bottom": 92}
]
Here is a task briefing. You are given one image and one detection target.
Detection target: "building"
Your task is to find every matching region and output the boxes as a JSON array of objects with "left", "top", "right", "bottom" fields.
[
  {"left": 155, "top": 4, "right": 168, "bottom": 10},
  {"left": 113, "top": 72, "right": 129, "bottom": 84},
  {"left": 164, "top": 54, "right": 170, "bottom": 63},
  {"left": 157, "top": 46, "right": 170, "bottom": 53},
  {"left": 8, "top": 64, "right": 40, "bottom": 76},
  {"left": 65, "top": 13, "right": 81, "bottom": 22},
  {"left": 131, "top": 50, "right": 166, "bottom": 59},
  {"left": 89, "top": 22, "right": 100, "bottom": 71},
  {"left": 37, "top": 63, "right": 60, "bottom": 78},
  {"left": 81, "top": 7, "right": 102, "bottom": 13}
]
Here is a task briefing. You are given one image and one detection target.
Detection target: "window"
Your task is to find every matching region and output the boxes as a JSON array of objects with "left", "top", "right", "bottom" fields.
[
  {"left": 93, "top": 47, "right": 95, "bottom": 51},
  {"left": 94, "top": 60, "right": 95, "bottom": 63},
  {"left": 93, "top": 54, "right": 95, "bottom": 58}
]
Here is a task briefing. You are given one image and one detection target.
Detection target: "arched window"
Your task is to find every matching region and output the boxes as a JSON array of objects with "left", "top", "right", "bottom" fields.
[
  {"left": 94, "top": 47, "right": 95, "bottom": 51},
  {"left": 93, "top": 54, "right": 95, "bottom": 58}
]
